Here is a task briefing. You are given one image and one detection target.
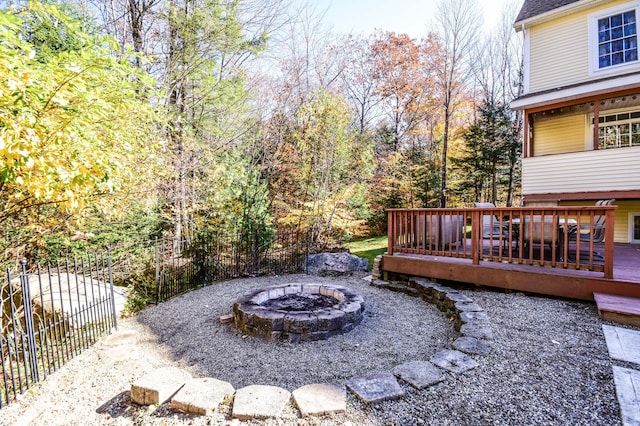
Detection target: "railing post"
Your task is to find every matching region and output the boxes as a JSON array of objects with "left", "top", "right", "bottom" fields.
[
  {"left": 471, "top": 210, "right": 480, "bottom": 265},
  {"left": 19, "top": 260, "right": 40, "bottom": 384},
  {"left": 604, "top": 208, "right": 615, "bottom": 279},
  {"left": 387, "top": 210, "right": 394, "bottom": 256}
]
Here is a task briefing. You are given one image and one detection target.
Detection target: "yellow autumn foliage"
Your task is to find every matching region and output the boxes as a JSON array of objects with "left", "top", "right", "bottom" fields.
[{"left": 0, "top": 3, "right": 160, "bottom": 225}]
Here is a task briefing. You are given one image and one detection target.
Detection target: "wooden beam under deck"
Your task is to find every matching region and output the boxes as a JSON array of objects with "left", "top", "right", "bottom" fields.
[{"left": 382, "top": 254, "right": 640, "bottom": 301}]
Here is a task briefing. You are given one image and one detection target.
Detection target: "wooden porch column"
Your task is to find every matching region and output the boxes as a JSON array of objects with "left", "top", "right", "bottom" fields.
[
  {"left": 523, "top": 112, "right": 530, "bottom": 158},
  {"left": 593, "top": 101, "right": 600, "bottom": 150},
  {"left": 604, "top": 208, "right": 615, "bottom": 279}
]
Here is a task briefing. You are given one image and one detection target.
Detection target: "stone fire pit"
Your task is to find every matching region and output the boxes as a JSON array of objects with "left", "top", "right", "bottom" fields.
[{"left": 233, "top": 283, "right": 365, "bottom": 343}]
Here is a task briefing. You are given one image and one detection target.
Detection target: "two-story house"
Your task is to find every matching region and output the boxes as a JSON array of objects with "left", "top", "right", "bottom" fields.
[{"left": 511, "top": 0, "right": 640, "bottom": 244}]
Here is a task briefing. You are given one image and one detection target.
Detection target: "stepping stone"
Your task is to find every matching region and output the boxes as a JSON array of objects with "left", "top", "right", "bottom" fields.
[
  {"left": 103, "top": 330, "right": 138, "bottom": 346},
  {"left": 452, "top": 336, "right": 491, "bottom": 356},
  {"left": 232, "top": 385, "right": 291, "bottom": 420},
  {"left": 603, "top": 325, "right": 640, "bottom": 365},
  {"left": 131, "top": 367, "right": 192, "bottom": 405},
  {"left": 292, "top": 383, "right": 346, "bottom": 417},
  {"left": 613, "top": 366, "right": 640, "bottom": 425},
  {"left": 455, "top": 302, "right": 484, "bottom": 312},
  {"left": 170, "top": 377, "right": 235, "bottom": 416},
  {"left": 393, "top": 361, "right": 444, "bottom": 389},
  {"left": 347, "top": 373, "right": 404, "bottom": 403},
  {"left": 459, "top": 311, "right": 490, "bottom": 324},
  {"left": 100, "top": 345, "right": 140, "bottom": 363},
  {"left": 446, "top": 293, "right": 473, "bottom": 303},
  {"left": 431, "top": 350, "right": 479, "bottom": 374},
  {"left": 460, "top": 323, "right": 494, "bottom": 340}
]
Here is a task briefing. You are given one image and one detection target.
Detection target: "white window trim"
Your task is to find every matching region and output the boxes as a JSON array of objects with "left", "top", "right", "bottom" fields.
[
  {"left": 588, "top": 106, "right": 640, "bottom": 150},
  {"left": 523, "top": 28, "right": 531, "bottom": 95},
  {"left": 630, "top": 212, "right": 640, "bottom": 243},
  {"left": 588, "top": 1, "right": 640, "bottom": 76}
]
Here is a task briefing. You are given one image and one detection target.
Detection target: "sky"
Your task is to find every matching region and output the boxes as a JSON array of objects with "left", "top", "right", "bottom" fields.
[{"left": 317, "top": 0, "right": 524, "bottom": 38}]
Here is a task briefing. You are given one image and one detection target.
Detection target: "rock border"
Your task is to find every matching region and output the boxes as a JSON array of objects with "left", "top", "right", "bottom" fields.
[{"left": 130, "top": 273, "right": 493, "bottom": 420}]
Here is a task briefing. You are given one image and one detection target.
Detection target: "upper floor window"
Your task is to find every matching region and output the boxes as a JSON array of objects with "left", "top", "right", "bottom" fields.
[
  {"left": 590, "top": 3, "right": 640, "bottom": 75},
  {"left": 598, "top": 11, "right": 637, "bottom": 68}
]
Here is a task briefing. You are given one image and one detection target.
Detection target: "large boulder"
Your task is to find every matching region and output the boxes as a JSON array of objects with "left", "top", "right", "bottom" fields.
[{"left": 305, "top": 252, "right": 368, "bottom": 276}]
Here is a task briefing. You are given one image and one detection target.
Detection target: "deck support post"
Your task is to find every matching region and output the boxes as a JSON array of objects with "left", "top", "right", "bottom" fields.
[{"left": 604, "top": 208, "right": 615, "bottom": 279}]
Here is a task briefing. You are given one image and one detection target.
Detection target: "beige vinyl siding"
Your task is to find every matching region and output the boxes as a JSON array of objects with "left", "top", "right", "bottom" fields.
[
  {"left": 522, "top": 145, "right": 640, "bottom": 195},
  {"left": 533, "top": 115, "right": 586, "bottom": 156},
  {"left": 614, "top": 200, "right": 640, "bottom": 242},
  {"left": 530, "top": 15, "right": 588, "bottom": 93},
  {"left": 529, "top": 0, "right": 640, "bottom": 93},
  {"left": 559, "top": 199, "right": 640, "bottom": 243}
]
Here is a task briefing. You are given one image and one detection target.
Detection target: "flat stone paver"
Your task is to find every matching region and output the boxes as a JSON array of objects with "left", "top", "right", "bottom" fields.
[
  {"left": 292, "top": 383, "right": 346, "bottom": 417},
  {"left": 131, "top": 367, "right": 192, "bottom": 405},
  {"left": 101, "top": 345, "right": 140, "bottom": 363},
  {"left": 613, "top": 366, "right": 640, "bottom": 426},
  {"left": 232, "top": 385, "right": 291, "bottom": 420},
  {"left": 446, "top": 293, "right": 473, "bottom": 303},
  {"left": 431, "top": 350, "right": 479, "bottom": 374},
  {"left": 170, "top": 377, "right": 235, "bottom": 416},
  {"left": 103, "top": 330, "right": 138, "bottom": 346},
  {"left": 347, "top": 373, "right": 404, "bottom": 403},
  {"left": 393, "top": 361, "right": 444, "bottom": 389},
  {"left": 603, "top": 325, "right": 640, "bottom": 365},
  {"left": 452, "top": 336, "right": 491, "bottom": 356},
  {"left": 459, "top": 311, "right": 490, "bottom": 324},
  {"left": 460, "top": 323, "right": 494, "bottom": 340},
  {"left": 455, "top": 302, "right": 484, "bottom": 312}
]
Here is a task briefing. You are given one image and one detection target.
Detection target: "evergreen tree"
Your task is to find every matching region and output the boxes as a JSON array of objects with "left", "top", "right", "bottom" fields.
[{"left": 453, "top": 101, "right": 520, "bottom": 205}]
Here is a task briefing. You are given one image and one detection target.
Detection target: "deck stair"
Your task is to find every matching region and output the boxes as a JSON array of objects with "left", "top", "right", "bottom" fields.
[{"left": 594, "top": 293, "right": 640, "bottom": 327}]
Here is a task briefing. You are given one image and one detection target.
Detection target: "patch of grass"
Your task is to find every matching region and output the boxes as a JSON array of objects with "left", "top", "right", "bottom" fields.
[{"left": 345, "top": 235, "right": 387, "bottom": 270}]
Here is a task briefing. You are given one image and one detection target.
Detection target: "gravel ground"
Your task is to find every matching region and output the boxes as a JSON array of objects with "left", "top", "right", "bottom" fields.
[{"left": 1, "top": 272, "right": 624, "bottom": 425}]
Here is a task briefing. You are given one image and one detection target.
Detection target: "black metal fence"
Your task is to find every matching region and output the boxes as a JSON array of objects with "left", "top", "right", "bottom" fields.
[
  {"left": 0, "top": 228, "right": 309, "bottom": 408},
  {"left": 1, "top": 255, "right": 117, "bottom": 408},
  {"left": 154, "top": 229, "right": 309, "bottom": 303}
]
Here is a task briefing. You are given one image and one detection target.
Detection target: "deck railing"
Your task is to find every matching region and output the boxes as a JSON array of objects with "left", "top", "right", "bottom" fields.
[{"left": 387, "top": 206, "right": 617, "bottom": 278}]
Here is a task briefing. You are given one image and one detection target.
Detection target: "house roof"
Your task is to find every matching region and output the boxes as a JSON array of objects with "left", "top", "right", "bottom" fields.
[
  {"left": 510, "top": 70, "right": 640, "bottom": 110},
  {"left": 515, "top": 0, "right": 581, "bottom": 23}
]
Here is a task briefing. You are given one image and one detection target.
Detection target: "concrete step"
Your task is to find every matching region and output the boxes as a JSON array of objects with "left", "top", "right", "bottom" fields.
[
  {"left": 594, "top": 292, "right": 640, "bottom": 327},
  {"left": 613, "top": 366, "right": 640, "bottom": 426}
]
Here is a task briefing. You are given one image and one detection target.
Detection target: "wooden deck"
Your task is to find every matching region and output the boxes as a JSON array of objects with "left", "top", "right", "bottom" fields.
[
  {"left": 382, "top": 243, "right": 640, "bottom": 300},
  {"left": 382, "top": 207, "right": 640, "bottom": 301}
]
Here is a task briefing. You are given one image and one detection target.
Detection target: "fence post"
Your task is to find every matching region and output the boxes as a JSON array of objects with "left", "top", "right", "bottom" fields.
[
  {"left": 154, "top": 238, "right": 160, "bottom": 305},
  {"left": 19, "top": 260, "right": 40, "bottom": 384},
  {"left": 107, "top": 249, "right": 117, "bottom": 331},
  {"left": 305, "top": 231, "right": 310, "bottom": 274}
]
